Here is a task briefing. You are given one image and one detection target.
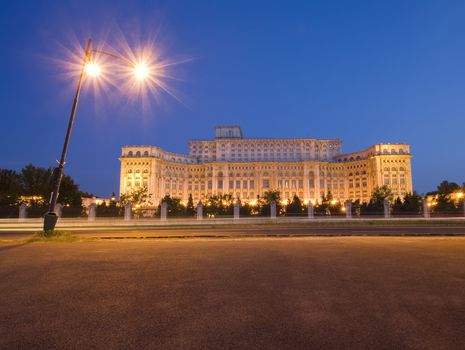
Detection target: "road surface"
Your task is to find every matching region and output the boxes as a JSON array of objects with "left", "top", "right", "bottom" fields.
[{"left": 1, "top": 237, "right": 464, "bottom": 349}]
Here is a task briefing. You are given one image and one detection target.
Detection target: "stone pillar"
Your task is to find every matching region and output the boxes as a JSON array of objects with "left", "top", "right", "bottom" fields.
[
  {"left": 307, "top": 202, "right": 314, "bottom": 219},
  {"left": 345, "top": 200, "right": 352, "bottom": 219},
  {"left": 54, "top": 203, "right": 63, "bottom": 218},
  {"left": 234, "top": 200, "right": 240, "bottom": 220},
  {"left": 270, "top": 201, "right": 277, "bottom": 219},
  {"left": 422, "top": 198, "right": 430, "bottom": 218},
  {"left": 19, "top": 204, "right": 28, "bottom": 220},
  {"left": 124, "top": 204, "right": 132, "bottom": 221},
  {"left": 383, "top": 199, "right": 390, "bottom": 218},
  {"left": 88, "top": 204, "right": 97, "bottom": 221},
  {"left": 197, "top": 202, "right": 203, "bottom": 220},
  {"left": 160, "top": 202, "right": 168, "bottom": 221}
]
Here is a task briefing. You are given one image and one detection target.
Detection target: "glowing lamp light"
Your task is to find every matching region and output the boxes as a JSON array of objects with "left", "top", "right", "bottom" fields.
[
  {"left": 134, "top": 63, "right": 150, "bottom": 80},
  {"left": 457, "top": 192, "right": 464, "bottom": 199},
  {"left": 84, "top": 61, "right": 101, "bottom": 77}
]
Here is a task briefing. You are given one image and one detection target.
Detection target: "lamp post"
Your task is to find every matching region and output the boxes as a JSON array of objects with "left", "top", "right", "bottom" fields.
[{"left": 43, "top": 38, "right": 153, "bottom": 231}]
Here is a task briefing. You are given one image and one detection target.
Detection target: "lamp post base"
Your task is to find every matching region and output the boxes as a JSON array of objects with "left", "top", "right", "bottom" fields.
[{"left": 43, "top": 212, "right": 59, "bottom": 232}]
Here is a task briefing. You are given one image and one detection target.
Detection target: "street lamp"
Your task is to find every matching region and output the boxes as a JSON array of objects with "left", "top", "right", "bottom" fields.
[{"left": 43, "top": 38, "right": 153, "bottom": 231}]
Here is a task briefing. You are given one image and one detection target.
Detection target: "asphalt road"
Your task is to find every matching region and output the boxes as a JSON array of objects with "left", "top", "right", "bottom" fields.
[
  {"left": 1, "top": 237, "right": 464, "bottom": 349},
  {"left": 2, "top": 223, "right": 465, "bottom": 240}
]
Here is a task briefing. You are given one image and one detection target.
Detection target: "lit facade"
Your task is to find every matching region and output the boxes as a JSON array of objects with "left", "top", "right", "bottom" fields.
[{"left": 119, "top": 126, "right": 413, "bottom": 206}]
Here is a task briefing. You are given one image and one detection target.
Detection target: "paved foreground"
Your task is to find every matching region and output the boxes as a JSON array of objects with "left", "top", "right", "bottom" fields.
[{"left": 1, "top": 237, "right": 464, "bottom": 349}]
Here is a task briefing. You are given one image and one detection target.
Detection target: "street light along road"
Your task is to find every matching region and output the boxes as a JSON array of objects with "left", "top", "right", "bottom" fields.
[{"left": 43, "top": 38, "right": 153, "bottom": 231}]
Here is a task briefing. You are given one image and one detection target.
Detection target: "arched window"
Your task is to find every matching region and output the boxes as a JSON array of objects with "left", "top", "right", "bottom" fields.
[
  {"left": 127, "top": 169, "right": 132, "bottom": 174},
  {"left": 143, "top": 151, "right": 149, "bottom": 156},
  {"left": 136, "top": 151, "right": 141, "bottom": 157},
  {"left": 263, "top": 172, "right": 269, "bottom": 177},
  {"left": 128, "top": 151, "right": 133, "bottom": 157},
  {"left": 391, "top": 149, "right": 397, "bottom": 154},
  {"left": 217, "top": 172, "right": 223, "bottom": 177},
  {"left": 391, "top": 167, "right": 397, "bottom": 171}
]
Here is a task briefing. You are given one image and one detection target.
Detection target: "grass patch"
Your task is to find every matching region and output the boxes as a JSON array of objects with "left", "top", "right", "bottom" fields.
[{"left": 27, "top": 230, "right": 80, "bottom": 242}]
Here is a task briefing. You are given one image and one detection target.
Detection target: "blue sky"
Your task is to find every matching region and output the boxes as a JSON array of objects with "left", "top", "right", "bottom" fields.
[{"left": 1, "top": 0, "right": 464, "bottom": 196}]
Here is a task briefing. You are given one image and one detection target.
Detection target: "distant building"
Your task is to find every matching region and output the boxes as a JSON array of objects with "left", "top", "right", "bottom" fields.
[{"left": 119, "top": 126, "right": 413, "bottom": 206}]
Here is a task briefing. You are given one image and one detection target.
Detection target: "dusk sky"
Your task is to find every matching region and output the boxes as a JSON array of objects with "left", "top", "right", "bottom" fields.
[{"left": 1, "top": 0, "right": 464, "bottom": 197}]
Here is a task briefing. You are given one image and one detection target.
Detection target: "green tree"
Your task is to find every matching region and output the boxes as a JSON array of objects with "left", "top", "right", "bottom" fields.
[
  {"left": 315, "top": 191, "right": 342, "bottom": 215},
  {"left": 19, "top": 164, "right": 82, "bottom": 208},
  {"left": 160, "top": 195, "right": 186, "bottom": 216},
  {"left": 20, "top": 164, "right": 52, "bottom": 200},
  {"left": 258, "top": 190, "right": 282, "bottom": 216},
  {"left": 186, "top": 194, "right": 195, "bottom": 216},
  {"left": 365, "top": 186, "right": 394, "bottom": 213},
  {"left": 286, "top": 195, "right": 304, "bottom": 216},
  {"left": 402, "top": 192, "right": 423, "bottom": 214},
  {"left": 205, "top": 194, "right": 234, "bottom": 217},
  {"left": 436, "top": 180, "right": 460, "bottom": 195},
  {"left": 120, "top": 186, "right": 151, "bottom": 207},
  {"left": 0, "top": 169, "right": 22, "bottom": 206}
]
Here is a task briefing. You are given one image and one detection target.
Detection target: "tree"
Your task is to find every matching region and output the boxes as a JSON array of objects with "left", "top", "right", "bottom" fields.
[
  {"left": 186, "top": 194, "right": 195, "bottom": 216},
  {"left": 315, "top": 191, "right": 342, "bottom": 215},
  {"left": 0, "top": 169, "right": 22, "bottom": 206},
  {"left": 20, "top": 164, "right": 52, "bottom": 200},
  {"left": 286, "top": 195, "right": 304, "bottom": 216},
  {"left": 18, "top": 164, "right": 83, "bottom": 208},
  {"left": 365, "top": 186, "right": 394, "bottom": 213},
  {"left": 436, "top": 180, "right": 460, "bottom": 195},
  {"left": 120, "top": 186, "right": 151, "bottom": 207},
  {"left": 258, "top": 190, "right": 282, "bottom": 216},
  {"left": 205, "top": 194, "right": 234, "bottom": 217},
  {"left": 160, "top": 195, "right": 186, "bottom": 216},
  {"left": 401, "top": 192, "right": 422, "bottom": 214}
]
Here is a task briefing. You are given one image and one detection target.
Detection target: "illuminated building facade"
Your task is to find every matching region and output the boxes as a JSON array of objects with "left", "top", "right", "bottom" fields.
[{"left": 119, "top": 126, "right": 413, "bottom": 206}]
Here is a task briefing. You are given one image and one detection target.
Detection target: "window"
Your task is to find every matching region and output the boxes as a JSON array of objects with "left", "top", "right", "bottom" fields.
[
  {"left": 263, "top": 179, "right": 270, "bottom": 188},
  {"left": 236, "top": 180, "right": 240, "bottom": 189},
  {"left": 229, "top": 180, "right": 234, "bottom": 189},
  {"left": 128, "top": 151, "right": 133, "bottom": 157},
  {"left": 218, "top": 180, "right": 223, "bottom": 189},
  {"left": 309, "top": 179, "right": 315, "bottom": 188},
  {"left": 243, "top": 180, "right": 247, "bottom": 188},
  {"left": 208, "top": 181, "right": 212, "bottom": 190},
  {"left": 249, "top": 180, "right": 254, "bottom": 189}
]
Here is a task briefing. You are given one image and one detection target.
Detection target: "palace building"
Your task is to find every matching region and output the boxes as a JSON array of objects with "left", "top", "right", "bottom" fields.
[{"left": 119, "top": 126, "right": 413, "bottom": 206}]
